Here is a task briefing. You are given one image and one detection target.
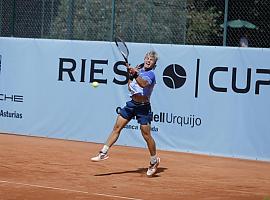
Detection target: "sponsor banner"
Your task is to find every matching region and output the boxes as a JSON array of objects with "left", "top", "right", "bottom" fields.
[{"left": 0, "top": 37, "right": 270, "bottom": 161}]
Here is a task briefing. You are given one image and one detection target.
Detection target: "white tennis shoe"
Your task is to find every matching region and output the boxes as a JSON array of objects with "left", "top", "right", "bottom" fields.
[
  {"left": 91, "top": 152, "right": 109, "bottom": 162},
  {"left": 146, "top": 157, "right": 160, "bottom": 177}
]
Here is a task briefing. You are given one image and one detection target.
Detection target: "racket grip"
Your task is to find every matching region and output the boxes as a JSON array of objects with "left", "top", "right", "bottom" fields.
[
  {"left": 128, "top": 67, "right": 138, "bottom": 79},
  {"left": 129, "top": 73, "right": 134, "bottom": 80},
  {"left": 133, "top": 72, "right": 138, "bottom": 79}
]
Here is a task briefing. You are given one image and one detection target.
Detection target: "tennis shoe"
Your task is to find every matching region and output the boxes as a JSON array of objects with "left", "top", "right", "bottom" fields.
[
  {"left": 146, "top": 157, "right": 160, "bottom": 177},
  {"left": 91, "top": 151, "right": 109, "bottom": 162}
]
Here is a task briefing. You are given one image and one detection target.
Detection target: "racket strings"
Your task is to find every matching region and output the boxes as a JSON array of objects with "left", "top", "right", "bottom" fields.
[{"left": 116, "top": 41, "right": 129, "bottom": 58}]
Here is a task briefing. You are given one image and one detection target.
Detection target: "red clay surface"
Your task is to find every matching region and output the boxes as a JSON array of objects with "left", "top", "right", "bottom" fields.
[{"left": 0, "top": 133, "right": 269, "bottom": 200}]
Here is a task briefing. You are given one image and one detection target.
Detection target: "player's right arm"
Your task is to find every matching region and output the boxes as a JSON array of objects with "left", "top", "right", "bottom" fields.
[{"left": 127, "top": 65, "right": 140, "bottom": 90}]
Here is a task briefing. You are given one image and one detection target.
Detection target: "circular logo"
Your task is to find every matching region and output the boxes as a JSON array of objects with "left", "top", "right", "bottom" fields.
[{"left": 163, "top": 64, "right": 187, "bottom": 89}]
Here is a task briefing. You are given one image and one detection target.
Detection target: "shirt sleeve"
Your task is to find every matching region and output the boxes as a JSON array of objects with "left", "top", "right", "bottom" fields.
[{"left": 141, "top": 71, "right": 155, "bottom": 85}]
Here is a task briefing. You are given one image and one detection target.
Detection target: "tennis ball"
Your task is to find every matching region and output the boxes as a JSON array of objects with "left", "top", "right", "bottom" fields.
[{"left": 91, "top": 81, "right": 99, "bottom": 88}]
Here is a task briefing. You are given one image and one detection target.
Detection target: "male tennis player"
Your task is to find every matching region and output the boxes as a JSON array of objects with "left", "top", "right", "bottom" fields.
[{"left": 91, "top": 51, "right": 160, "bottom": 177}]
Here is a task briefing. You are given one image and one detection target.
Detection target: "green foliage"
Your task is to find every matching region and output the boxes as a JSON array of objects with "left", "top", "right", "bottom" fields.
[
  {"left": 113, "top": 1, "right": 187, "bottom": 44},
  {"left": 50, "top": 0, "right": 112, "bottom": 40},
  {"left": 2, "top": 0, "right": 269, "bottom": 47},
  {"left": 50, "top": 0, "right": 221, "bottom": 45},
  {"left": 49, "top": 0, "right": 68, "bottom": 39},
  {"left": 186, "top": 6, "right": 221, "bottom": 45}
]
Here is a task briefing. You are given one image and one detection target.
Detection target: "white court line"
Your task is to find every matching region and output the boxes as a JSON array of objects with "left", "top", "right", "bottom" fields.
[
  {"left": 94, "top": 193, "right": 143, "bottom": 200},
  {"left": 0, "top": 180, "right": 143, "bottom": 200},
  {"left": 0, "top": 180, "right": 88, "bottom": 194}
]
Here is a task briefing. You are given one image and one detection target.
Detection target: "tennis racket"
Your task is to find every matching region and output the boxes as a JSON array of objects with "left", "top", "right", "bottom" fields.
[{"left": 115, "top": 37, "right": 129, "bottom": 64}]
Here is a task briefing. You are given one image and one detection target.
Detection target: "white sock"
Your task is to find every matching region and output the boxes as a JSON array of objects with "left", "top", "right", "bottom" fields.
[
  {"left": 150, "top": 155, "right": 157, "bottom": 164},
  {"left": 101, "top": 145, "right": 109, "bottom": 154}
]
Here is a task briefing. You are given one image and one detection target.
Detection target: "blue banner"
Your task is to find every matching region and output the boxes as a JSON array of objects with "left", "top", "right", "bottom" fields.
[{"left": 0, "top": 37, "right": 270, "bottom": 161}]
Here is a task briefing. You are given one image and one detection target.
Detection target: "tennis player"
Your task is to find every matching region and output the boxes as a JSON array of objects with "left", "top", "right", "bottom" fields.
[{"left": 91, "top": 51, "right": 160, "bottom": 177}]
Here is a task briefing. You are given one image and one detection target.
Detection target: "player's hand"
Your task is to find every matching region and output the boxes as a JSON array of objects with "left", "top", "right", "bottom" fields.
[{"left": 128, "top": 67, "right": 138, "bottom": 76}]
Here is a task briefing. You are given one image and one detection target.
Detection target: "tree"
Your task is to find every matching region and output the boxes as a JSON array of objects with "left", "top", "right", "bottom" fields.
[
  {"left": 50, "top": 0, "right": 221, "bottom": 45},
  {"left": 185, "top": 0, "right": 222, "bottom": 45},
  {"left": 50, "top": 0, "right": 112, "bottom": 40}
]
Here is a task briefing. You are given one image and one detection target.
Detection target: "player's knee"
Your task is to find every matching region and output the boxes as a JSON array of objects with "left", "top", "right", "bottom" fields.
[
  {"left": 141, "top": 130, "right": 151, "bottom": 140},
  {"left": 113, "top": 127, "right": 121, "bottom": 134}
]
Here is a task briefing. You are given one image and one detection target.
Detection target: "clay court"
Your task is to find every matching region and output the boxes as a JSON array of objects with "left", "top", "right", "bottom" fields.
[{"left": 0, "top": 133, "right": 269, "bottom": 200}]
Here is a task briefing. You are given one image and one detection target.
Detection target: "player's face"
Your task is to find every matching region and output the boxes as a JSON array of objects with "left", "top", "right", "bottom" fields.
[{"left": 144, "top": 55, "right": 156, "bottom": 69}]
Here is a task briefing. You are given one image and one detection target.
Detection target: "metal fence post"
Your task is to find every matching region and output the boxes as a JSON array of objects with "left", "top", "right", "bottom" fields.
[
  {"left": 41, "top": 0, "right": 45, "bottom": 38},
  {"left": 67, "top": 0, "right": 74, "bottom": 39},
  {"left": 11, "top": 0, "right": 17, "bottom": 36},
  {"left": 110, "top": 0, "right": 116, "bottom": 41},
  {"left": 148, "top": 1, "right": 153, "bottom": 43},
  {"left": 0, "top": 0, "right": 2, "bottom": 35},
  {"left": 223, "top": 0, "right": 229, "bottom": 46},
  {"left": 49, "top": 0, "right": 55, "bottom": 37}
]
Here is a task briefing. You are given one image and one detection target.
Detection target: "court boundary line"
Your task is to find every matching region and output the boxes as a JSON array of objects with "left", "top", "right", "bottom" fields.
[{"left": 0, "top": 180, "right": 143, "bottom": 200}]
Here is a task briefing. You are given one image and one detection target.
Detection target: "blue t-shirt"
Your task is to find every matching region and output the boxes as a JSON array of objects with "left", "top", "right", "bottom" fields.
[{"left": 129, "top": 68, "right": 156, "bottom": 99}]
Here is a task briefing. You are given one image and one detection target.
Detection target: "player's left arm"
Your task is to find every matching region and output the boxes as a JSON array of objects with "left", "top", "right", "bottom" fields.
[
  {"left": 128, "top": 67, "right": 154, "bottom": 88},
  {"left": 134, "top": 76, "right": 149, "bottom": 88},
  {"left": 136, "top": 71, "right": 155, "bottom": 88}
]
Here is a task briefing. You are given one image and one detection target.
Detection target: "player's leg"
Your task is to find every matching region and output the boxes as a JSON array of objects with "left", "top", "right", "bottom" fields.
[
  {"left": 91, "top": 101, "right": 135, "bottom": 162},
  {"left": 140, "top": 124, "right": 156, "bottom": 156},
  {"left": 136, "top": 103, "right": 160, "bottom": 176},
  {"left": 105, "top": 114, "right": 130, "bottom": 147},
  {"left": 140, "top": 124, "right": 160, "bottom": 176},
  {"left": 91, "top": 114, "right": 129, "bottom": 162}
]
